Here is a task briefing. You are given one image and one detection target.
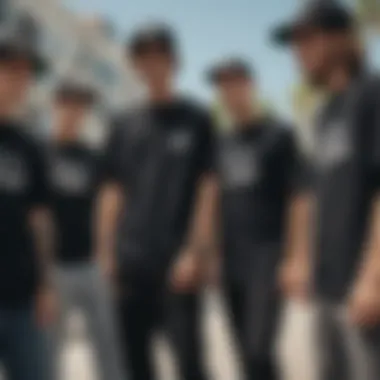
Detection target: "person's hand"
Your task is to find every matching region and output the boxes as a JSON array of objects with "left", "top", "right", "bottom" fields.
[
  {"left": 348, "top": 274, "right": 380, "bottom": 327},
  {"left": 169, "top": 248, "right": 204, "bottom": 293},
  {"left": 278, "top": 256, "right": 310, "bottom": 301},
  {"left": 35, "top": 285, "right": 58, "bottom": 328},
  {"left": 205, "top": 254, "right": 221, "bottom": 288},
  {"left": 98, "top": 252, "right": 116, "bottom": 280}
]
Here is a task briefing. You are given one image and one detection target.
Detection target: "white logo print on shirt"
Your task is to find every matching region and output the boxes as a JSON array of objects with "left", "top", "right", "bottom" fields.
[
  {"left": 0, "top": 148, "right": 28, "bottom": 192},
  {"left": 318, "top": 121, "right": 352, "bottom": 169},
  {"left": 51, "top": 159, "right": 91, "bottom": 195},
  {"left": 167, "top": 130, "right": 193, "bottom": 154},
  {"left": 222, "top": 145, "right": 260, "bottom": 189}
]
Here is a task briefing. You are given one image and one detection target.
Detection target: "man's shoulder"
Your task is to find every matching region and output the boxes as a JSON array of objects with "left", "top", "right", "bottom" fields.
[
  {"left": 264, "top": 116, "right": 296, "bottom": 141},
  {"left": 10, "top": 123, "right": 47, "bottom": 155},
  {"left": 179, "top": 96, "right": 210, "bottom": 121},
  {"left": 110, "top": 105, "right": 147, "bottom": 127},
  {"left": 355, "top": 71, "right": 380, "bottom": 103}
]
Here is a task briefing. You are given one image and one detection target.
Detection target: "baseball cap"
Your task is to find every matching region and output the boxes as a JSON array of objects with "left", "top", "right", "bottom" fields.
[
  {"left": 0, "top": 19, "right": 49, "bottom": 76},
  {"left": 206, "top": 58, "right": 253, "bottom": 84},
  {"left": 54, "top": 77, "right": 99, "bottom": 105},
  {"left": 127, "top": 22, "right": 177, "bottom": 57},
  {"left": 271, "top": 0, "right": 356, "bottom": 46}
]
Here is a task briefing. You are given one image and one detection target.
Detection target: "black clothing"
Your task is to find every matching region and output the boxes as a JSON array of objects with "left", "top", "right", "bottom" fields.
[
  {"left": 103, "top": 98, "right": 213, "bottom": 286},
  {"left": 223, "top": 244, "right": 281, "bottom": 380},
  {"left": 313, "top": 73, "right": 380, "bottom": 301},
  {"left": 118, "top": 290, "right": 207, "bottom": 380},
  {"left": 214, "top": 118, "right": 302, "bottom": 380},
  {"left": 48, "top": 142, "right": 101, "bottom": 263},
  {"left": 215, "top": 118, "right": 303, "bottom": 282},
  {"left": 103, "top": 98, "right": 212, "bottom": 380},
  {"left": 0, "top": 122, "right": 48, "bottom": 307}
]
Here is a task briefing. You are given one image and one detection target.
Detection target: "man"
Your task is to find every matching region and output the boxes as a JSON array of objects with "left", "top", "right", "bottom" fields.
[
  {"left": 48, "top": 79, "right": 125, "bottom": 380},
  {"left": 0, "top": 22, "right": 54, "bottom": 380},
  {"left": 98, "top": 23, "right": 213, "bottom": 380},
  {"left": 272, "top": 1, "right": 380, "bottom": 378},
  {"left": 206, "top": 58, "right": 304, "bottom": 380}
]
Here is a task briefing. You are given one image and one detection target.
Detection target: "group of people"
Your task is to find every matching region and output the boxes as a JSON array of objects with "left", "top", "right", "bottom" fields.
[{"left": 0, "top": 0, "right": 380, "bottom": 379}]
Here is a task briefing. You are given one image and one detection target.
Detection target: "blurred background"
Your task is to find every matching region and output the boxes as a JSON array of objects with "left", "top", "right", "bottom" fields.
[
  {"left": 0, "top": 0, "right": 378, "bottom": 379},
  {"left": 2, "top": 0, "right": 379, "bottom": 149}
]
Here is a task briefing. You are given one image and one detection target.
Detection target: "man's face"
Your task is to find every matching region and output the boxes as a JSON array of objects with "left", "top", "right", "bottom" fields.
[
  {"left": 216, "top": 75, "right": 253, "bottom": 118},
  {"left": 292, "top": 28, "right": 331, "bottom": 86},
  {"left": 54, "top": 98, "right": 89, "bottom": 133},
  {"left": 0, "top": 57, "right": 33, "bottom": 113},
  {"left": 132, "top": 46, "right": 175, "bottom": 90}
]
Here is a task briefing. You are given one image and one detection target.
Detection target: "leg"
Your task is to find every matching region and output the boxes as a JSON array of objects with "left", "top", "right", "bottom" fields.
[
  {"left": 335, "top": 305, "right": 380, "bottom": 380},
  {"left": 316, "top": 303, "right": 351, "bottom": 380},
  {"left": 241, "top": 251, "right": 282, "bottom": 380},
  {"left": 222, "top": 279, "right": 247, "bottom": 370},
  {"left": 2, "top": 308, "right": 52, "bottom": 380},
  {"left": 79, "top": 264, "right": 126, "bottom": 380},
  {"left": 118, "top": 287, "right": 160, "bottom": 380},
  {"left": 164, "top": 291, "right": 209, "bottom": 380},
  {"left": 48, "top": 266, "right": 75, "bottom": 379},
  {"left": 362, "top": 325, "right": 380, "bottom": 380},
  {"left": 315, "top": 301, "right": 379, "bottom": 380}
]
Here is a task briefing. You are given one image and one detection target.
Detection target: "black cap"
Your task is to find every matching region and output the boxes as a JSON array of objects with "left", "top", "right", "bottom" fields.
[
  {"left": 54, "top": 77, "right": 99, "bottom": 105},
  {"left": 0, "top": 17, "right": 49, "bottom": 76},
  {"left": 207, "top": 58, "right": 253, "bottom": 84},
  {"left": 271, "top": 0, "right": 356, "bottom": 45},
  {"left": 127, "top": 22, "right": 177, "bottom": 57}
]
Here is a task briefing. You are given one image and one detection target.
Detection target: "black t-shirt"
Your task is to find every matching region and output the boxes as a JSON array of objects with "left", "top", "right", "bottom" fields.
[
  {"left": 215, "top": 118, "right": 304, "bottom": 277},
  {"left": 103, "top": 98, "right": 213, "bottom": 285},
  {"left": 48, "top": 142, "right": 101, "bottom": 263},
  {"left": 313, "top": 73, "right": 380, "bottom": 301},
  {"left": 0, "top": 122, "right": 48, "bottom": 307}
]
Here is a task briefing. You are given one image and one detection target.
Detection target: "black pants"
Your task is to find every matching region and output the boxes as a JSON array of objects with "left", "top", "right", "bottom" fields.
[
  {"left": 316, "top": 300, "right": 380, "bottom": 380},
  {"left": 223, "top": 247, "right": 281, "bottom": 380},
  {"left": 118, "top": 286, "right": 208, "bottom": 380}
]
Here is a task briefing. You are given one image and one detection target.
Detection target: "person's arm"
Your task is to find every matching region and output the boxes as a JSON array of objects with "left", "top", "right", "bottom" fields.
[
  {"left": 358, "top": 83, "right": 380, "bottom": 283},
  {"left": 95, "top": 120, "right": 126, "bottom": 279},
  {"left": 358, "top": 198, "right": 380, "bottom": 282},
  {"left": 27, "top": 142, "right": 56, "bottom": 326},
  {"left": 28, "top": 207, "right": 55, "bottom": 287},
  {"left": 349, "top": 83, "right": 380, "bottom": 325},
  {"left": 95, "top": 182, "right": 124, "bottom": 278},
  {"left": 170, "top": 113, "right": 219, "bottom": 292},
  {"left": 279, "top": 129, "right": 313, "bottom": 300}
]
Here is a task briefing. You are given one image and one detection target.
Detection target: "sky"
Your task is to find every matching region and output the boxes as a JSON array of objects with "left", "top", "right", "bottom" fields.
[{"left": 66, "top": 0, "right": 380, "bottom": 116}]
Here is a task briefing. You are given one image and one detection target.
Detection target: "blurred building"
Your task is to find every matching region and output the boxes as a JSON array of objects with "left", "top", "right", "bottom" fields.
[{"left": 2, "top": 0, "right": 144, "bottom": 143}]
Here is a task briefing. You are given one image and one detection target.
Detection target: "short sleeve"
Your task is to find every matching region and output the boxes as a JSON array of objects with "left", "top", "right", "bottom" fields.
[
  {"left": 368, "top": 79, "right": 380, "bottom": 190},
  {"left": 29, "top": 142, "right": 49, "bottom": 206},
  {"left": 281, "top": 127, "right": 313, "bottom": 195},
  {"left": 197, "top": 112, "right": 216, "bottom": 176},
  {"left": 101, "top": 118, "right": 125, "bottom": 184}
]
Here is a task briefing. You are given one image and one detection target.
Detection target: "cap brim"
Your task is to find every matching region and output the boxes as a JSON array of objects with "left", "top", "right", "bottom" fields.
[
  {"left": 271, "top": 23, "right": 298, "bottom": 45},
  {"left": 30, "top": 53, "right": 49, "bottom": 77},
  {"left": 207, "top": 69, "right": 251, "bottom": 85},
  {"left": 55, "top": 91, "right": 98, "bottom": 105},
  {"left": 206, "top": 68, "right": 220, "bottom": 84},
  {"left": 0, "top": 44, "right": 49, "bottom": 76}
]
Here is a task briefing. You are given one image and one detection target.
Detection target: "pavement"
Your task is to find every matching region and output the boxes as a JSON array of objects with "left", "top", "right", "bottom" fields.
[{"left": 59, "top": 292, "right": 317, "bottom": 380}]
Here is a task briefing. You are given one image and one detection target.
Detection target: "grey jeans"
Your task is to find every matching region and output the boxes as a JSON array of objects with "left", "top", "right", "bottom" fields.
[
  {"left": 316, "top": 301, "right": 380, "bottom": 380},
  {"left": 51, "top": 262, "right": 126, "bottom": 380}
]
